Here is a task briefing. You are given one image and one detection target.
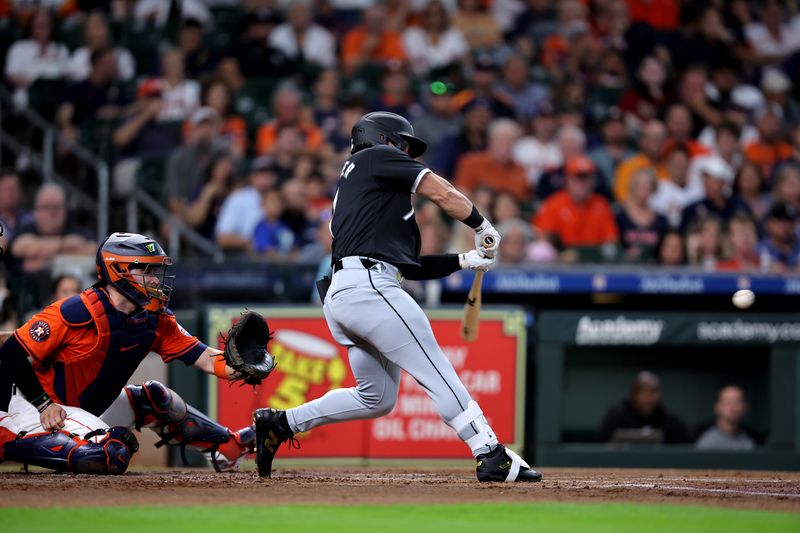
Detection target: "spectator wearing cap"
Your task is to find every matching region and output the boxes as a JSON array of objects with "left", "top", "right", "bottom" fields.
[
  {"left": 454, "top": 119, "right": 529, "bottom": 201},
  {"left": 513, "top": 100, "right": 561, "bottom": 186},
  {"left": 744, "top": 104, "right": 793, "bottom": 179},
  {"left": 231, "top": 9, "right": 294, "bottom": 78},
  {"left": 186, "top": 78, "right": 247, "bottom": 157},
  {"left": 270, "top": 1, "right": 336, "bottom": 68},
  {"left": 680, "top": 155, "right": 750, "bottom": 233},
  {"left": 761, "top": 68, "right": 799, "bottom": 130},
  {"left": 4, "top": 8, "right": 69, "bottom": 110},
  {"left": 0, "top": 173, "right": 33, "bottom": 243},
  {"left": 430, "top": 96, "right": 491, "bottom": 178},
  {"left": 10, "top": 184, "right": 96, "bottom": 274},
  {"left": 215, "top": 158, "right": 278, "bottom": 253},
  {"left": 166, "top": 107, "right": 227, "bottom": 223},
  {"left": 663, "top": 103, "right": 712, "bottom": 158},
  {"left": 650, "top": 145, "right": 702, "bottom": 227},
  {"left": 402, "top": 1, "right": 468, "bottom": 77},
  {"left": 717, "top": 214, "right": 760, "bottom": 272},
  {"left": 341, "top": 4, "right": 406, "bottom": 75},
  {"left": 180, "top": 18, "right": 217, "bottom": 78},
  {"left": 588, "top": 107, "right": 635, "bottom": 191},
  {"left": 256, "top": 85, "right": 324, "bottom": 156},
  {"left": 57, "top": 46, "right": 130, "bottom": 149},
  {"left": 66, "top": 11, "right": 135, "bottom": 83},
  {"left": 534, "top": 156, "right": 619, "bottom": 250},
  {"left": 616, "top": 168, "right": 668, "bottom": 262},
  {"left": 758, "top": 203, "right": 800, "bottom": 272},
  {"left": 614, "top": 120, "right": 669, "bottom": 203},
  {"left": 412, "top": 81, "right": 461, "bottom": 163},
  {"left": 744, "top": 0, "right": 800, "bottom": 66},
  {"left": 537, "top": 125, "right": 610, "bottom": 200},
  {"left": 452, "top": 0, "right": 502, "bottom": 50},
  {"left": 456, "top": 52, "right": 515, "bottom": 119}
]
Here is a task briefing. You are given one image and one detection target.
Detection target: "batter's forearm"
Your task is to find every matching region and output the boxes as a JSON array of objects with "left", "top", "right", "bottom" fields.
[{"left": 415, "top": 172, "right": 474, "bottom": 221}]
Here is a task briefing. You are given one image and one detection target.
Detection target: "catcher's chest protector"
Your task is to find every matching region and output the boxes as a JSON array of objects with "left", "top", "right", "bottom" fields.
[{"left": 37, "top": 289, "right": 160, "bottom": 415}]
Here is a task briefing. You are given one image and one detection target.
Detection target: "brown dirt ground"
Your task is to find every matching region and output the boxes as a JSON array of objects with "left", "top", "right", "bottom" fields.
[{"left": 1, "top": 466, "right": 799, "bottom": 512}]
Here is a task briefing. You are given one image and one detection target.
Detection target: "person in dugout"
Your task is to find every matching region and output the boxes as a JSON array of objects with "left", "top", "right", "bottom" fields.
[{"left": 0, "top": 232, "right": 256, "bottom": 474}]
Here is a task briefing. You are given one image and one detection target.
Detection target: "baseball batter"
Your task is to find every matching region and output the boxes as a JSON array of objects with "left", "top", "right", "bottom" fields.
[
  {"left": 255, "top": 112, "right": 541, "bottom": 482},
  {"left": 0, "top": 233, "right": 262, "bottom": 474}
]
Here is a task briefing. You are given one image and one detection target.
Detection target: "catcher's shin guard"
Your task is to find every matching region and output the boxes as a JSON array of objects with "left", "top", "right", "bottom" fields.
[
  {"left": 125, "top": 380, "right": 254, "bottom": 471},
  {"left": 1, "top": 427, "right": 138, "bottom": 474}
]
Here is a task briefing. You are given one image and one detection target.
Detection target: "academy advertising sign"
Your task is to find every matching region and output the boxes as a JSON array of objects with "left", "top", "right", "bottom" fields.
[{"left": 207, "top": 306, "right": 526, "bottom": 459}]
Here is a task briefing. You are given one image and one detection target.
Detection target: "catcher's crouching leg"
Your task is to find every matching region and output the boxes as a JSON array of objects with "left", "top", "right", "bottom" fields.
[
  {"left": 125, "top": 380, "right": 254, "bottom": 472},
  {"left": 1, "top": 427, "right": 138, "bottom": 474}
]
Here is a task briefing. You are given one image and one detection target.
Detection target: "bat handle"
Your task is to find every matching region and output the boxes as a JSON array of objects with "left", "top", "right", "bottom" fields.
[{"left": 481, "top": 234, "right": 496, "bottom": 259}]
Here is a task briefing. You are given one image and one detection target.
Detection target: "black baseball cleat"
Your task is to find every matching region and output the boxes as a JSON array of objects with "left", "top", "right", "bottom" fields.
[
  {"left": 476, "top": 444, "right": 542, "bottom": 482},
  {"left": 253, "top": 408, "right": 295, "bottom": 478}
]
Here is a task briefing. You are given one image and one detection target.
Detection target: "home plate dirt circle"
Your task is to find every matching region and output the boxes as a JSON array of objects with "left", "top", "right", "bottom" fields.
[{"left": 1, "top": 467, "right": 798, "bottom": 512}]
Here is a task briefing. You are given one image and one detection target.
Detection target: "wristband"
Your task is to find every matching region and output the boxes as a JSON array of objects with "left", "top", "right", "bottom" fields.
[
  {"left": 32, "top": 393, "right": 52, "bottom": 413},
  {"left": 461, "top": 206, "right": 485, "bottom": 229},
  {"left": 213, "top": 354, "right": 229, "bottom": 379}
]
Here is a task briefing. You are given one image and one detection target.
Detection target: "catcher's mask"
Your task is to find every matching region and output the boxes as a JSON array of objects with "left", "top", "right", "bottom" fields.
[
  {"left": 95, "top": 232, "right": 174, "bottom": 312},
  {"left": 350, "top": 111, "right": 427, "bottom": 158}
]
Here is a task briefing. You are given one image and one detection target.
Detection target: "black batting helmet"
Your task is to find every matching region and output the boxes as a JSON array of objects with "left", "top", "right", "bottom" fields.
[
  {"left": 95, "top": 232, "right": 174, "bottom": 312},
  {"left": 350, "top": 111, "right": 427, "bottom": 158}
]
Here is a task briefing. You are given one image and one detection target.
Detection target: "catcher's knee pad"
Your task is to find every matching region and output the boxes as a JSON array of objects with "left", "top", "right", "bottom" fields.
[
  {"left": 125, "top": 380, "right": 187, "bottom": 430},
  {"left": 2, "top": 427, "right": 138, "bottom": 474}
]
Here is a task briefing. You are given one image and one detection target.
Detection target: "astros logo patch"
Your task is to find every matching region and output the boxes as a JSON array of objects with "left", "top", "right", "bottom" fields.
[{"left": 29, "top": 321, "right": 51, "bottom": 342}]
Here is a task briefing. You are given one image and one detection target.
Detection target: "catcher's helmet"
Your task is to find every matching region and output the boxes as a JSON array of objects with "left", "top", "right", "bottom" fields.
[
  {"left": 95, "top": 232, "right": 174, "bottom": 312},
  {"left": 351, "top": 111, "right": 427, "bottom": 158}
]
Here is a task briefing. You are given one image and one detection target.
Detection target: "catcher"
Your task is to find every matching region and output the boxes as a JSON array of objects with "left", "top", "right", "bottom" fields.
[{"left": 0, "top": 232, "right": 274, "bottom": 474}]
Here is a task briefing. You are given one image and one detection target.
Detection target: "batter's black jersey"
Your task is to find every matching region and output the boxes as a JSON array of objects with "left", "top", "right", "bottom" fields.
[{"left": 330, "top": 144, "right": 430, "bottom": 269}]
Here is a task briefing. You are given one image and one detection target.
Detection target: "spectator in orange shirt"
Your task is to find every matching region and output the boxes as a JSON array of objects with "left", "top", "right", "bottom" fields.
[
  {"left": 454, "top": 118, "right": 529, "bottom": 201},
  {"left": 614, "top": 120, "right": 669, "bottom": 202},
  {"left": 744, "top": 104, "right": 793, "bottom": 179},
  {"left": 341, "top": 5, "right": 406, "bottom": 75},
  {"left": 255, "top": 85, "right": 324, "bottom": 156},
  {"left": 534, "top": 156, "right": 619, "bottom": 249}
]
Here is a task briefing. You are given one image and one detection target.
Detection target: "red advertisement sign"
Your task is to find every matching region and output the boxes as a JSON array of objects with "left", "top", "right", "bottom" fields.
[{"left": 208, "top": 307, "right": 526, "bottom": 459}]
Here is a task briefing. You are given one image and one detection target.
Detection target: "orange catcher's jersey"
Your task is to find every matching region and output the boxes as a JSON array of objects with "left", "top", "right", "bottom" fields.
[{"left": 14, "top": 288, "right": 207, "bottom": 415}]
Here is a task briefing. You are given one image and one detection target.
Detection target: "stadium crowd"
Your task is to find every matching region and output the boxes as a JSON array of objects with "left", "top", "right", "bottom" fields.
[{"left": 0, "top": 0, "right": 800, "bottom": 321}]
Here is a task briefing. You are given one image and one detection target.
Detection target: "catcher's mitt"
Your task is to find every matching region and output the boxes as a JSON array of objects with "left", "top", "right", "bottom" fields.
[{"left": 222, "top": 311, "right": 275, "bottom": 385}]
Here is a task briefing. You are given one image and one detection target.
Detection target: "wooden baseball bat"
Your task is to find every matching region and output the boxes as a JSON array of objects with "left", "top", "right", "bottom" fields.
[{"left": 460, "top": 235, "right": 495, "bottom": 342}]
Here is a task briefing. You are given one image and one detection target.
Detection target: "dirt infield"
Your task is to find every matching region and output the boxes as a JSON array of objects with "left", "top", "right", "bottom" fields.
[{"left": 1, "top": 466, "right": 798, "bottom": 512}]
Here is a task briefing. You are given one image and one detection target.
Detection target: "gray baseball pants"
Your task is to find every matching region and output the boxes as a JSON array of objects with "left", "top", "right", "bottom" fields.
[{"left": 285, "top": 257, "right": 498, "bottom": 456}]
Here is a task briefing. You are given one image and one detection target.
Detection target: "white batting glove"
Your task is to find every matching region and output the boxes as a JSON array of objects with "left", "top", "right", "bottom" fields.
[
  {"left": 474, "top": 219, "right": 501, "bottom": 258},
  {"left": 459, "top": 250, "right": 497, "bottom": 272}
]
